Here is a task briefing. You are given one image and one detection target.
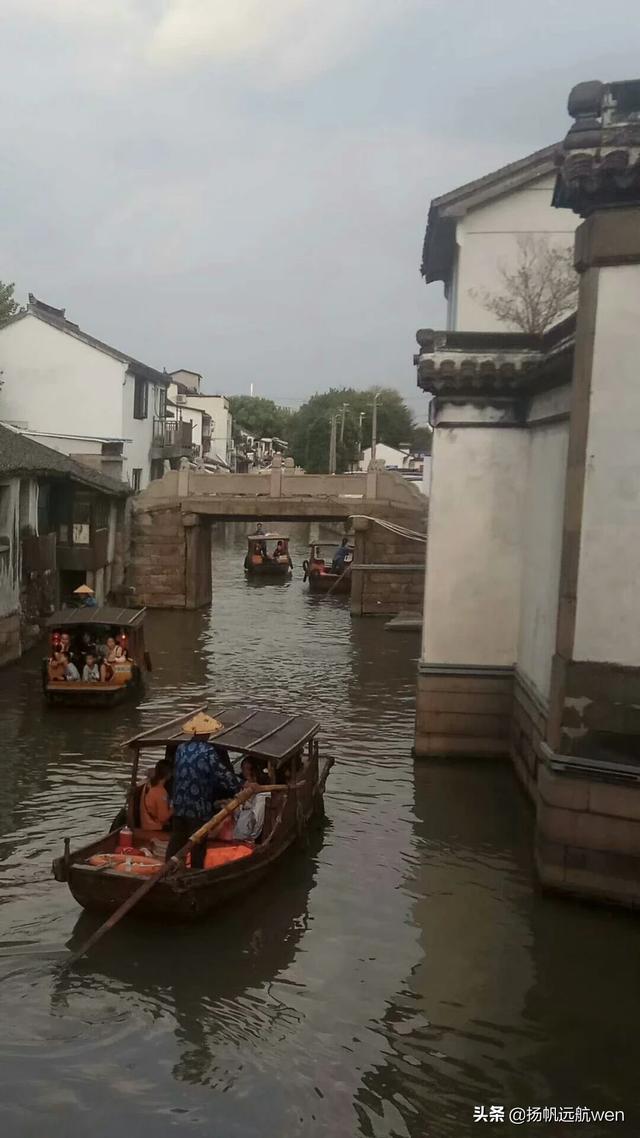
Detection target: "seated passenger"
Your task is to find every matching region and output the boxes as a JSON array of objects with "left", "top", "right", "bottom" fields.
[
  {"left": 104, "top": 635, "right": 124, "bottom": 663},
  {"left": 273, "top": 540, "right": 286, "bottom": 560},
  {"left": 232, "top": 757, "right": 270, "bottom": 842},
  {"left": 62, "top": 653, "right": 80, "bottom": 681},
  {"left": 48, "top": 650, "right": 66, "bottom": 682},
  {"left": 140, "top": 759, "right": 174, "bottom": 831},
  {"left": 112, "top": 648, "right": 133, "bottom": 686},
  {"left": 82, "top": 653, "right": 100, "bottom": 682},
  {"left": 100, "top": 659, "right": 114, "bottom": 683}
]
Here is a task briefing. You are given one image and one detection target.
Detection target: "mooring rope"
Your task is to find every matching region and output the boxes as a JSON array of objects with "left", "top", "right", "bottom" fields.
[{"left": 348, "top": 515, "right": 427, "bottom": 543}]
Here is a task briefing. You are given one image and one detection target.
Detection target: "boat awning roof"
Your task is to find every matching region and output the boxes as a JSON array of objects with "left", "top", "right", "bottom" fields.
[
  {"left": 125, "top": 704, "right": 320, "bottom": 761},
  {"left": 46, "top": 606, "right": 146, "bottom": 629}
]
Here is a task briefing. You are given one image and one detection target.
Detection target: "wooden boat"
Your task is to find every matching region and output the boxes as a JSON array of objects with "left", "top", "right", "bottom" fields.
[
  {"left": 42, "top": 606, "right": 150, "bottom": 707},
  {"left": 244, "top": 532, "right": 293, "bottom": 578},
  {"left": 52, "top": 703, "right": 333, "bottom": 921},
  {"left": 302, "top": 542, "right": 353, "bottom": 595}
]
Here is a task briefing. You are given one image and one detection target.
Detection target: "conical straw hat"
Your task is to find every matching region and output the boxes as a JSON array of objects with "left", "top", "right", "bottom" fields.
[
  {"left": 73, "top": 584, "right": 95, "bottom": 595},
  {"left": 183, "top": 712, "right": 224, "bottom": 736}
]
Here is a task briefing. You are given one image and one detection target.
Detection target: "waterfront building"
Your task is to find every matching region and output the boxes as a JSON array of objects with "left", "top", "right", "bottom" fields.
[
  {"left": 415, "top": 78, "right": 640, "bottom": 907},
  {"left": 0, "top": 295, "right": 177, "bottom": 489},
  {"left": 0, "top": 424, "right": 130, "bottom": 665},
  {"left": 167, "top": 371, "right": 233, "bottom": 469},
  {"left": 424, "top": 144, "right": 579, "bottom": 332}
]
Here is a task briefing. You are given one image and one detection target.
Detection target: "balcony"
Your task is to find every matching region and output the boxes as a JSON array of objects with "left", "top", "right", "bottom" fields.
[{"left": 151, "top": 418, "right": 194, "bottom": 461}]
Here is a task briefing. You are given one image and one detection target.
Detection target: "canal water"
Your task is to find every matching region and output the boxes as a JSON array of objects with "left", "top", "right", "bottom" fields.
[{"left": 0, "top": 529, "right": 639, "bottom": 1137}]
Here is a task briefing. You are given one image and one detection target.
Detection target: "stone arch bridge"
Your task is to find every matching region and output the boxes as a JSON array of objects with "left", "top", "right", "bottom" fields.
[{"left": 130, "top": 466, "right": 427, "bottom": 615}]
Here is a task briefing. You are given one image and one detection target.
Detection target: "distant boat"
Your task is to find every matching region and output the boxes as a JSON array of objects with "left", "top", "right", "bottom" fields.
[
  {"left": 302, "top": 542, "right": 352, "bottom": 595},
  {"left": 244, "top": 532, "right": 293, "bottom": 578},
  {"left": 42, "top": 606, "right": 150, "bottom": 707}
]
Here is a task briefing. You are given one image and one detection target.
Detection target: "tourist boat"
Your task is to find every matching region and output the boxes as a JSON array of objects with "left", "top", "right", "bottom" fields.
[
  {"left": 244, "top": 532, "right": 293, "bottom": 578},
  {"left": 52, "top": 703, "right": 333, "bottom": 921},
  {"left": 302, "top": 542, "right": 353, "bottom": 595},
  {"left": 42, "top": 605, "right": 150, "bottom": 707}
]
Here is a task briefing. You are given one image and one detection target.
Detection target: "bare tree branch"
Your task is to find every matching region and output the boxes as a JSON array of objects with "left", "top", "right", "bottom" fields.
[{"left": 469, "top": 235, "right": 578, "bottom": 335}]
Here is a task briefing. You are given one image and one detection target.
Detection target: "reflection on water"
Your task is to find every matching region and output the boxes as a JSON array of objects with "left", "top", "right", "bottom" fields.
[{"left": 0, "top": 528, "right": 639, "bottom": 1137}]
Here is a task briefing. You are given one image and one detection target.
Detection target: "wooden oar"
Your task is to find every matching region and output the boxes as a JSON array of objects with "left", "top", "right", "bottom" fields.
[
  {"left": 64, "top": 782, "right": 288, "bottom": 968},
  {"left": 326, "top": 563, "right": 352, "bottom": 596}
]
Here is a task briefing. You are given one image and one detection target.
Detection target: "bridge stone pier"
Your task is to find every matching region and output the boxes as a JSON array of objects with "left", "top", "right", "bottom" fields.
[{"left": 130, "top": 465, "right": 427, "bottom": 612}]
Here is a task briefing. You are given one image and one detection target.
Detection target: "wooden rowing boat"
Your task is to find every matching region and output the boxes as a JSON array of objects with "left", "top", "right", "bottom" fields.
[
  {"left": 42, "top": 605, "right": 150, "bottom": 707},
  {"left": 303, "top": 542, "right": 352, "bottom": 595},
  {"left": 52, "top": 703, "right": 332, "bottom": 922},
  {"left": 244, "top": 532, "right": 293, "bottom": 578}
]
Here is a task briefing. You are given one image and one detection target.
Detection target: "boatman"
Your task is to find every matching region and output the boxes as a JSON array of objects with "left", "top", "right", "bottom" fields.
[
  {"left": 331, "top": 537, "right": 351, "bottom": 574},
  {"left": 165, "top": 712, "right": 243, "bottom": 869}
]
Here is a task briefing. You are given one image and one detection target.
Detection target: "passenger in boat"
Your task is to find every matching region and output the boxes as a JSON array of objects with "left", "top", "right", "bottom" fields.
[
  {"left": 140, "top": 759, "right": 173, "bottom": 831},
  {"left": 165, "top": 712, "right": 245, "bottom": 870},
  {"left": 99, "top": 659, "right": 114, "bottom": 683},
  {"left": 105, "top": 635, "right": 124, "bottom": 663},
  {"left": 232, "top": 757, "right": 270, "bottom": 842},
  {"left": 82, "top": 653, "right": 100, "bottom": 682},
  {"left": 47, "top": 649, "right": 67, "bottom": 682},
  {"left": 273, "top": 540, "right": 286, "bottom": 560},
  {"left": 331, "top": 537, "right": 351, "bottom": 574},
  {"left": 61, "top": 652, "right": 81, "bottom": 681}
]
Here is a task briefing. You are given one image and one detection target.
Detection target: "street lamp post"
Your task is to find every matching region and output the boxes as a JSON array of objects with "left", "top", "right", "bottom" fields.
[{"left": 371, "top": 392, "right": 381, "bottom": 463}]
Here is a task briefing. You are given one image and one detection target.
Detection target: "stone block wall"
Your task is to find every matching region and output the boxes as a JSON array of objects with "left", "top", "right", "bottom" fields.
[
  {"left": 535, "top": 758, "right": 640, "bottom": 908},
  {"left": 131, "top": 506, "right": 188, "bottom": 608},
  {"left": 0, "top": 612, "right": 21, "bottom": 667},
  {"left": 415, "top": 667, "right": 513, "bottom": 758},
  {"left": 351, "top": 512, "right": 426, "bottom": 617}
]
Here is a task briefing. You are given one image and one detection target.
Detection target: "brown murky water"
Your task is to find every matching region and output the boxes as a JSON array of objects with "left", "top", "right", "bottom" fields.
[{"left": 0, "top": 528, "right": 639, "bottom": 1137}]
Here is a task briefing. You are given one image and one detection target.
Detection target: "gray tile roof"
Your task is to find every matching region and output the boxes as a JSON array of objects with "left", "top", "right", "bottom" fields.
[
  {"left": 422, "top": 144, "right": 560, "bottom": 283},
  {"left": 0, "top": 296, "right": 169, "bottom": 386},
  {"left": 0, "top": 424, "right": 130, "bottom": 496}
]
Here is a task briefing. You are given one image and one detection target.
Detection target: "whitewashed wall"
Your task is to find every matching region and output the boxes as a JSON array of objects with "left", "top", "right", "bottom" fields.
[
  {"left": 573, "top": 264, "right": 640, "bottom": 665},
  {"left": 449, "top": 175, "right": 578, "bottom": 332},
  {"left": 422, "top": 424, "right": 527, "bottom": 666},
  {"left": 122, "top": 374, "right": 162, "bottom": 488},
  {"left": 516, "top": 420, "right": 569, "bottom": 700},
  {"left": 0, "top": 315, "right": 124, "bottom": 437}
]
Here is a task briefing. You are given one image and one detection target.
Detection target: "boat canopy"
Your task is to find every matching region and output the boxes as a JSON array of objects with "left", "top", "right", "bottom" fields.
[
  {"left": 46, "top": 606, "right": 146, "bottom": 629},
  {"left": 125, "top": 703, "right": 320, "bottom": 761}
]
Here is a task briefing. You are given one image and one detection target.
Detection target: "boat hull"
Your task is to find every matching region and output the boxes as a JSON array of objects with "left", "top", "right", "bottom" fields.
[
  {"left": 308, "top": 570, "right": 351, "bottom": 595},
  {"left": 44, "top": 677, "right": 142, "bottom": 708},
  {"left": 245, "top": 562, "right": 291, "bottom": 578}
]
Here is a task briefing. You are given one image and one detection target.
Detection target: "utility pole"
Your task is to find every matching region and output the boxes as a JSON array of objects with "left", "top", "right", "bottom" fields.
[
  {"left": 328, "top": 413, "right": 338, "bottom": 475},
  {"left": 371, "top": 391, "right": 381, "bottom": 462},
  {"left": 339, "top": 403, "right": 349, "bottom": 444}
]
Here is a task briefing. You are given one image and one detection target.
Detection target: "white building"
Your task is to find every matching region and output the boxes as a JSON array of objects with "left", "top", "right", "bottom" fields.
[
  {"left": 415, "top": 77, "right": 640, "bottom": 908},
  {"left": 168, "top": 370, "right": 233, "bottom": 468},
  {"left": 0, "top": 295, "right": 178, "bottom": 489},
  {"left": 423, "top": 144, "right": 579, "bottom": 332}
]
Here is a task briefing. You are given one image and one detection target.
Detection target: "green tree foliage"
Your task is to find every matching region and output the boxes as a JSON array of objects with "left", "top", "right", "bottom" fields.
[
  {"left": 228, "top": 396, "right": 291, "bottom": 441},
  {"left": 0, "top": 281, "right": 23, "bottom": 323},
  {"left": 411, "top": 426, "right": 433, "bottom": 454},
  {"left": 288, "top": 387, "right": 415, "bottom": 474}
]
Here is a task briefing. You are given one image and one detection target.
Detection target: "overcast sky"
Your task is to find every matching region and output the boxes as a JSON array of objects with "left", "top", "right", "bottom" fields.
[{"left": 0, "top": 2, "right": 636, "bottom": 420}]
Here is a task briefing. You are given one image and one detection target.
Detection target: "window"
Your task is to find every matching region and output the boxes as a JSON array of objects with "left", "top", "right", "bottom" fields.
[
  {"left": 72, "top": 492, "right": 91, "bottom": 545},
  {"left": 155, "top": 384, "right": 167, "bottom": 419},
  {"left": 133, "top": 375, "right": 148, "bottom": 420},
  {"left": 0, "top": 484, "right": 11, "bottom": 576},
  {"left": 150, "top": 459, "right": 164, "bottom": 481},
  {"left": 131, "top": 468, "right": 142, "bottom": 492}
]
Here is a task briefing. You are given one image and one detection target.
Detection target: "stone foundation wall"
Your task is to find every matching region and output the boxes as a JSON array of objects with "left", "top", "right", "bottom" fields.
[
  {"left": 131, "top": 506, "right": 188, "bottom": 608},
  {"left": 415, "top": 665, "right": 514, "bottom": 758},
  {"left": 131, "top": 505, "right": 212, "bottom": 609},
  {"left": 351, "top": 513, "right": 426, "bottom": 617},
  {"left": 0, "top": 612, "right": 21, "bottom": 667},
  {"left": 535, "top": 755, "right": 640, "bottom": 908}
]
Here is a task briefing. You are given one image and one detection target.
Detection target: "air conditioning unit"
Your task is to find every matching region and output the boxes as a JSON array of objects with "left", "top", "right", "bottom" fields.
[{"left": 175, "top": 394, "right": 187, "bottom": 405}]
